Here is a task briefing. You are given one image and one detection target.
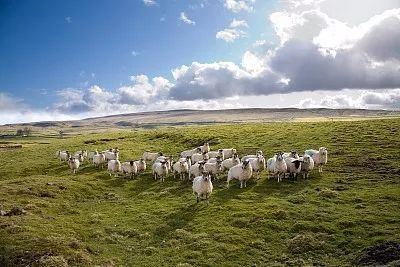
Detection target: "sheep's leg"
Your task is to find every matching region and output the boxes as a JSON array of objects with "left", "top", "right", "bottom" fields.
[
  {"left": 240, "top": 180, "right": 243, "bottom": 189},
  {"left": 244, "top": 180, "right": 247, "bottom": 188}
]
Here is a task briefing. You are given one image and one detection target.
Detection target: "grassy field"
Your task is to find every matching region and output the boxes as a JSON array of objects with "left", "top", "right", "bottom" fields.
[{"left": 0, "top": 119, "right": 399, "bottom": 266}]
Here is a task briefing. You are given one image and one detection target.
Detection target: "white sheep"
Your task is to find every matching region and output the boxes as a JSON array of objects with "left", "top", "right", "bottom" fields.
[
  {"left": 285, "top": 157, "right": 302, "bottom": 179},
  {"left": 305, "top": 147, "right": 328, "bottom": 173},
  {"left": 221, "top": 154, "right": 240, "bottom": 171},
  {"left": 180, "top": 147, "right": 201, "bottom": 158},
  {"left": 105, "top": 151, "right": 119, "bottom": 161},
  {"left": 191, "top": 152, "right": 209, "bottom": 164},
  {"left": 189, "top": 161, "right": 206, "bottom": 180},
  {"left": 207, "top": 156, "right": 223, "bottom": 163},
  {"left": 204, "top": 159, "right": 223, "bottom": 180},
  {"left": 121, "top": 161, "right": 138, "bottom": 178},
  {"left": 172, "top": 159, "right": 189, "bottom": 180},
  {"left": 108, "top": 159, "right": 121, "bottom": 177},
  {"left": 87, "top": 150, "right": 98, "bottom": 162},
  {"left": 283, "top": 150, "right": 300, "bottom": 159},
  {"left": 58, "top": 151, "right": 70, "bottom": 161},
  {"left": 143, "top": 151, "right": 162, "bottom": 162},
  {"left": 73, "top": 153, "right": 85, "bottom": 163},
  {"left": 299, "top": 154, "right": 314, "bottom": 179},
  {"left": 221, "top": 148, "right": 237, "bottom": 159},
  {"left": 155, "top": 156, "right": 173, "bottom": 170},
  {"left": 200, "top": 142, "right": 210, "bottom": 153},
  {"left": 152, "top": 161, "right": 169, "bottom": 182},
  {"left": 134, "top": 159, "right": 147, "bottom": 173},
  {"left": 192, "top": 172, "right": 213, "bottom": 204},
  {"left": 74, "top": 150, "right": 88, "bottom": 160},
  {"left": 249, "top": 155, "right": 266, "bottom": 179},
  {"left": 267, "top": 153, "right": 287, "bottom": 182},
  {"left": 93, "top": 152, "right": 106, "bottom": 168},
  {"left": 68, "top": 157, "right": 80, "bottom": 174},
  {"left": 208, "top": 149, "right": 224, "bottom": 160},
  {"left": 227, "top": 160, "right": 253, "bottom": 188},
  {"left": 241, "top": 150, "right": 263, "bottom": 162}
]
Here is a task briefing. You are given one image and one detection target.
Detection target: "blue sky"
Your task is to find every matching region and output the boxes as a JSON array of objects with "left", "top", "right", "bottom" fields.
[
  {"left": 0, "top": 0, "right": 399, "bottom": 124},
  {"left": 0, "top": 0, "right": 276, "bottom": 108}
]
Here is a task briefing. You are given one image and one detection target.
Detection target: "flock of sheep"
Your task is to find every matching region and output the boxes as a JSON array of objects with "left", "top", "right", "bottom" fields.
[{"left": 56, "top": 143, "right": 328, "bottom": 204}]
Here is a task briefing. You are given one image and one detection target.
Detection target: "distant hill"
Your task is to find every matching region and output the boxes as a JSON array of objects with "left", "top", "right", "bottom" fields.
[{"left": 1, "top": 108, "right": 399, "bottom": 133}]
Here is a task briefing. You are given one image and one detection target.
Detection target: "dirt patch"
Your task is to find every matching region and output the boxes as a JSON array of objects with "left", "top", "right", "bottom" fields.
[{"left": 355, "top": 241, "right": 400, "bottom": 266}]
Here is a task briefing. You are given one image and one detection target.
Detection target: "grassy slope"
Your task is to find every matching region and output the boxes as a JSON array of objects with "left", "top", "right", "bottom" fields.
[{"left": 0, "top": 119, "right": 399, "bottom": 266}]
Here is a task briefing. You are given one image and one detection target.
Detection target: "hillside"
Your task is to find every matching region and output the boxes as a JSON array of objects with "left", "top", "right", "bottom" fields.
[{"left": 0, "top": 118, "right": 399, "bottom": 266}]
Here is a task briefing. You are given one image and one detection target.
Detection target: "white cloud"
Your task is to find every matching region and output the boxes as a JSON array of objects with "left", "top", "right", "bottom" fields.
[
  {"left": 131, "top": 51, "right": 140, "bottom": 56},
  {"left": 179, "top": 12, "right": 196, "bottom": 25},
  {"left": 216, "top": 19, "right": 248, "bottom": 42},
  {"left": 65, "top": 16, "right": 72, "bottom": 23},
  {"left": 230, "top": 19, "right": 248, "bottom": 28},
  {"left": 216, "top": 28, "right": 246, "bottom": 42},
  {"left": 142, "top": 0, "right": 157, "bottom": 6},
  {"left": 224, "top": 0, "right": 255, "bottom": 13}
]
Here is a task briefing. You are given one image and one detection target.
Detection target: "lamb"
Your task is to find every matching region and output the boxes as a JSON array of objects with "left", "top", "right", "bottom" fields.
[
  {"left": 93, "top": 152, "right": 106, "bottom": 168},
  {"left": 192, "top": 172, "right": 213, "bottom": 204},
  {"left": 200, "top": 142, "right": 210, "bottom": 153},
  {"left": 267, "top": 153, "right": 287, "bottom": 182},
  {"left": 143, "top": 151, "right": 163, "bottom": 162},
  {"left": 180, "top": 147, "right": 201, "bottom": 158},
  {"left": 208, "top": 149, "right": 224, "bottom": 160},
  {"left": 221, "top": 154, "right": 240, "bottom": 171},
  {"left": 285, "top": 157, "right": 302, "bottom": 179},
  {"left": 221, "top": 148, "right": 237, "bottom": 159},
  {"left": 305, "top": 147, "right": 328, "bottom": 173},
  {"left": 108, "top": 159, "right": 121, "bottom": 177},
  {"left": 105, "top": 151, "right": 119, "bottom": 161},
  {"left": 204, "top": 159, "right": 223, "bottom": 180},
  {"left": 241, "top": 150, "right": 263, "bottom": 162},
  {"left": 58, "top": 151, "right": 70, "bottom": 161},
  {"left": 152, "top": 161, "right": 169, "bottom": 182},
  {"left": 249, "top": 155, "right": 266, "bottom": 179},
  {"left": 227, "top": 159, "right": 253, "bottom": 189},
  {"left": 172, "top": 158, "right": 190, "bottom": 180},
  {"left": 68, "top": 157, "right": 80, "bottom": 174},
  {"left": 299, "top": 154, "right": 314, "bottom": 179},
  {"left": 283, "top": 150, "right": 299, "bottom": 159},
  {"left": 189, "top": 161, "right": 206, "bottom": 180},
  {"left": 134, "top": 159, "right": 147, "bottom": 173},
  {"left": 121, "top": 161, "right": 138, "bottom": 178},
  {"left": 191, "top": 152, "right": 209, "bottom": 164}
]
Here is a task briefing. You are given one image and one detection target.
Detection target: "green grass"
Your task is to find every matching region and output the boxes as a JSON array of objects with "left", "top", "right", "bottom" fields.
[{"left": 0, "top": 119, "right": 399, "bottom": 266}]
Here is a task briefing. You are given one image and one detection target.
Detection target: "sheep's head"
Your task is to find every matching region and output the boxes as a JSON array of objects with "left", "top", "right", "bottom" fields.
[
  {"left": 290, "top": 150, "right": 299, "bottom": 158},
  {"left": 218, "top": 149, "right": 223, "bottom": 153},
  {"left": 196, "top": 147, "right": 202, "bottom": 153},
  {"left": 203, "top": 153, "right": 209, "bottom": 160},
  {"left": 233, "top": 153, "right": 239, "bottom": 159},
  {"left": 204, "top": 142, "right": 209, "bottom": 146},
  {"left": 130, "top": 160, "right": 134, "bottom": 166},
  {"left": 319, "top": 147, "right": 327, "bottom": 155},
  {"left": 158, "top": 152, "right": 163, "bottom": 156},
  {"left": 242, "top": 160, "right": 250, "bottom": 169},
  {"left": 202, "top": 172, "right": 210, "bottom": 181},
  {"left": 276, "top": 153, "right": 284, "bottom": 161},
  {"left": 303, "top": 155, "right": 311, "bottom": 163},
  {"left": 256, "top": 150, "right": 263, "bottom": 156},
  {"left": 232, "top": 148, "right": 237, "bottom": 154}
]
